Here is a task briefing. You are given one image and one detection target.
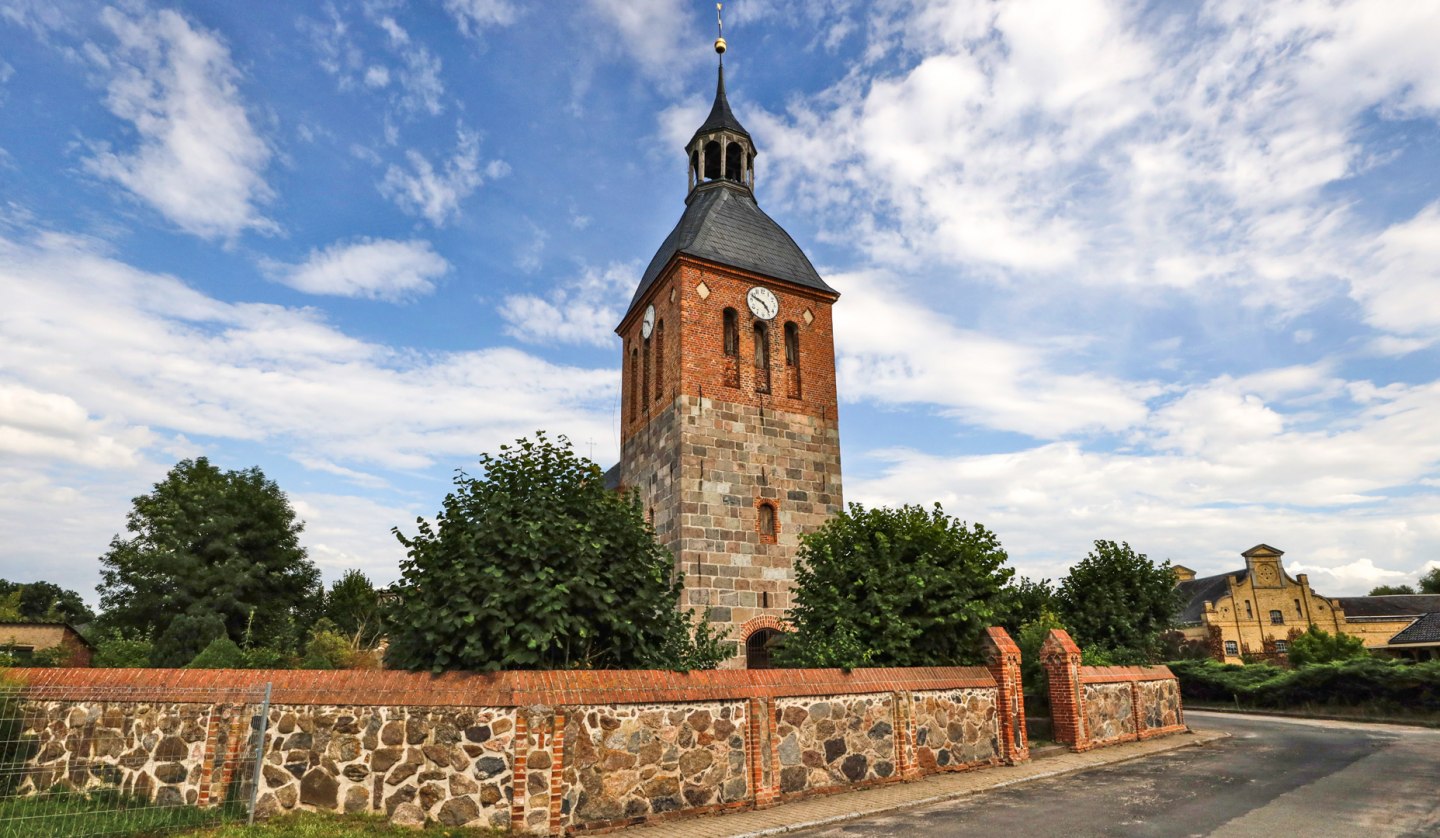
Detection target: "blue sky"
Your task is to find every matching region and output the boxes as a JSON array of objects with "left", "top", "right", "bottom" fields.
[{"left": 3, "top": 0, "right": 1440, "bottom": 604}]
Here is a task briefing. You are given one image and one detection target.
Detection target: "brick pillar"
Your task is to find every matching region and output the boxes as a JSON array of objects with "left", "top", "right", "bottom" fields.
[
  {"left": 510, "top": 712, "right": 529, "bottom": 833},
  {"left": 1130, "top": 681, "right": 1145, "bottom": 739},
  {"left": 195, "top": 704, "right": 222, "bottom": 807},
  {"left": 547, "top": 710, "right": 567, "bottom": 835},
  {"left": 1041, "top": 628, "right": 1088, "bottom": 752},
  {"left": 746, "top": 697, "right": 778, "bottom": 808},
  {"left": 891, "top": 691, "right": 921, "bottom": 779},
  {"left": 982, "top": 626, "right": 1030, "bottom": 764}
]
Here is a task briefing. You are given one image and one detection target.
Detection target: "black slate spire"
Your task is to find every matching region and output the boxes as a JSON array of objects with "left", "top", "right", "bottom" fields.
[{"left": 691, "top": 63, "right": 751, "bottom": 144}]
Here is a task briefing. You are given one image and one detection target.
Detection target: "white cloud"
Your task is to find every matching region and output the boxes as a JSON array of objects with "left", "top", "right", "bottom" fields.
[
  {"left": 0, "top": 229, "right": 620, "bottom": 474},
  {"left": 1350, "top": 202, "right": 1440, "bottom": 342},
  {"left": 363, "top": 65, "right": 390, "bottom": 88},
  {"left": 379, "top": 126, "right": 507, "bottom": 226},
  {"left": 444, "top": 0, "right": 518, "bottom": 38},
  {"left": 83, "top": 6, "right": 273, "bottom": 240},
  {"left": 262, "top": 238, "right": 450, "bottom": 302},
  {"left": 751, "top": 0, "right": 1440, "bottom": 330},
  {"left": 586, "top": 0, "right": 699, "bottom": 89},
  {"left": 833, "top": 271, "right": 1158, "bottom": 438},
  {"left": 499, "top": 261, "right": 636, "bottom": 348}
]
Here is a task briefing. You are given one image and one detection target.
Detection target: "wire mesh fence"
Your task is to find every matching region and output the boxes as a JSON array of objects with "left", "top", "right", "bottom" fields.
[{"left": 0, "top": 681, "right": 270, "bottom": 838}]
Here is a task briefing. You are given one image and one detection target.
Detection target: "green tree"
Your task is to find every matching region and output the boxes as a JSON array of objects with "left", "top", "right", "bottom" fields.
[
  {"left": 0, "top": 592, "right": 20, "bottom": 623},
  {"left": 91, "top": 631, "right": 154, "bottom": 668},
  {"left": 777, "top": 503, "right": 1013, "bottom": 668},
  {"left": 1420, "top": 567, "right": 1440, "bottom": 595},
  {"left": 1286, "top": 626, "right": 1369, "bottom": 667},
  {"left": 322, "top": 570, "right": 383, "bottom": 647},
  {"left": 386, "top": 433, "right": 727, "bottom": 672},
  {"left": 1001, "top": 576, "right": 1055, "bottom": 635},
  {"left": 186, "top": 635, "right": 246, "bottom": 669},
  {"left": 1368, "top": 584, "right": 1416, "bottom": 595},
  {"left": 0, "top": 580, "right": 95, "bottom": 625},
  {"left": 96, "top": 458, "right": 321, "bottom": 667},
  {"left": 1056, "top": 540, "right": 1180, "bottom": 663}
]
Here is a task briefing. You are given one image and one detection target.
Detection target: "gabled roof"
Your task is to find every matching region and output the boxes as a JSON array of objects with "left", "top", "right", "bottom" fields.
[
  {"left": 1337, "top": 595, "right": 1440, "bottom": 618},
  {"left": 1175, "top": 572, "right": 1244, "bottom": 623},
  {"left": 622, "top": 182, "right": 835, "bottom": 323},
  {"left": 1242, "top": 544, "right": 1284, "bottom": 558},
  {"left": 1388, "top": 612, "right": 1440, "bottom": 646}
]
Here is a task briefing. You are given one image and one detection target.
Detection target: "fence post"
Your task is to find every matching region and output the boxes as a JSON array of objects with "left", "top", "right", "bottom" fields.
[
  {"left": 982, "top": 627, "right": 1029, "bottom": 765},
  {"left": 246, "top": 682, "right": 272, "bottom": 825},
  {"left": 1041, "top": 629, "right": 1088, "bottom": 752}
]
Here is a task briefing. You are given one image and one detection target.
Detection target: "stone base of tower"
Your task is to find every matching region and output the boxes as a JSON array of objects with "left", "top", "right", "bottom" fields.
[{"left": 623, "top": 393, "right": 842, "bottom": 668}]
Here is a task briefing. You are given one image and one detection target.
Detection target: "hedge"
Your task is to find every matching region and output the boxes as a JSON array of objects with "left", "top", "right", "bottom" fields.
[{"left": 1168, "top": 657, "right": 1440, "bottom": 713}]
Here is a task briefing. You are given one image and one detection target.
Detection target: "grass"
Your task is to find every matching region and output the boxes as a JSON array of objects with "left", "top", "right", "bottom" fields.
[
  {"left": 1185, "top": 699, "right": 1440, "bottom": 727},
  {"left": 0, "top": 789, "right": 246, "bottom": 838},
  {"left": 177, "top": 811, "right": 510, "bottom": 837}
]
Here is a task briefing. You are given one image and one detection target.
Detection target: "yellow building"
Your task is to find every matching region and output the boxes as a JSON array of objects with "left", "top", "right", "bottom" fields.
[{"left": 1174, "top": 544, "right": 1440, "bottom": 663}]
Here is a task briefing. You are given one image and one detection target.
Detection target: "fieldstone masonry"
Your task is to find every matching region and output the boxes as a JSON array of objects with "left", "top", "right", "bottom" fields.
[
  {"left": 9, "top": 630, "right": 1181, "bottom": 834},
  {"left": 16, "top": 699, "right": 251, "bottom": 808},
  {"left": 1040, "top": 629, "right": 1188, "bottom": 753}
]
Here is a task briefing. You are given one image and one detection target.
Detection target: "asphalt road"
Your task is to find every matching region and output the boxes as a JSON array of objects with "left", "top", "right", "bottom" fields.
[{"left": 789, "top": 711, "right": 1440, "bottom": 838}]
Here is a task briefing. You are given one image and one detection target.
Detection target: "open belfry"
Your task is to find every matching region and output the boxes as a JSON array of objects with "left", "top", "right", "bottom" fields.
[{"left": 610, "top": 14, "right": 843, "bottom": 668}]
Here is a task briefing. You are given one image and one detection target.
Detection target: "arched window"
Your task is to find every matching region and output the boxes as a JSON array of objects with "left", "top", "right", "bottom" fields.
[
  {"left": 726, "top": 142, "right": 743, "bottom": 182},
  {"left": 629, "top": 347, "right": 638, "bottom": 420},
  {"left": 642, "top": 336, "right": 651, "bottom": 412},
  {"left": 753, "top": 322, "right": 770, "bottom": 393},
  {"left": 703, "top": 141, "right": 722, "bottom": 180},
  {"left": 784, "top": 321, "right": 800, "bottom": 398},
  {"left": 654, "top": 320, "right": 665, "bottom": 402},
  {"left": 748, "top": 152, "right": 756, "bottom": 186},
  {"left": 757, "top": 501, "right": 777, "bottom": 541},
  {"left": 745, "top": 628, "right": 781, "bottom": 670},
  {"left": 723, "top": 308, "right": 739, "bottom": 356},
  {"left": 1269, "top": 610, "right": 1284, "bottom": 625},
  {"left": 690, "top": 149, "right": 700, "bottom": 182}
]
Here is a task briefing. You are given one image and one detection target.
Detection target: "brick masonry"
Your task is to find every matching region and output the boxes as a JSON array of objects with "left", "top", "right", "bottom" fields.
[{"left": 618, "top": 258, "right": 843, "bottom": 664}]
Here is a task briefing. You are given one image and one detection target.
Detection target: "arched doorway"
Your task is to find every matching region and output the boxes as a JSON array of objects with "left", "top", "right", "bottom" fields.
[{"left": 745, "top": 627, "right": 782, "bottom": 670}]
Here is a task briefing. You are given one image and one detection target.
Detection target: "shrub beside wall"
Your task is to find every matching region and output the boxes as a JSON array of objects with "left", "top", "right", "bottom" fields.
[{"left": 1168, "top": 658, "right": 1440, "bottom": 713}]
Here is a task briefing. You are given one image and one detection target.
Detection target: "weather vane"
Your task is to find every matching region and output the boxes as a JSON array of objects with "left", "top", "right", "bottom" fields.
[{"left": 714, "top": 3, "right": 726, "bottom": 57}]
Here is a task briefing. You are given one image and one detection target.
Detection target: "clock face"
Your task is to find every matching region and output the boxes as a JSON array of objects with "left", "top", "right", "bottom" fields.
[
  {"left": 747, "top": 286, "right": 779, "bottom": 320},
  {"left": 641, "top": 304, "right": 655, "bottom": 338}
]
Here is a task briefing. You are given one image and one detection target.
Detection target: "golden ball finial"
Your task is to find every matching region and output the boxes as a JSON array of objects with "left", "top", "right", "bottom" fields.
[{"left": 714, "top": 36, "right": 727, "bottom": 55}]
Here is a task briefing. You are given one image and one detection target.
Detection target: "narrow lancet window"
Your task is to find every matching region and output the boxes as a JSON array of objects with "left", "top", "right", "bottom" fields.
[
  {"left": 654, "top": 320, "right": 665, "bottom": 402},
  {"left": 753, "top": 322, "right": 770, "bottom": 393},
  {"left": 642, "top": 336, "right": 651, "bottom": 411}
]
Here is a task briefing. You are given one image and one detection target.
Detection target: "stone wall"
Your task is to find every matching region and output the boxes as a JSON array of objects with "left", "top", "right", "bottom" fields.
[
  {"left": 773, "top": 693, "right": 896, "bottom": 794},
  {"left": 910, "top": 688, "right": 1001, "bottom": 771},
  {"left": 1040, "top": 629, "right": 1188, "bottom": 753},
  {"left": 1081, "top": 683, "right": 1135, "bottom": 745},
  {"left": 18, "top": 698, "right": 251, "bottom": 808},
  {"left": 559, "top": 701, "right": 749, "bottom": 831},
  {"left": 8, "top": 650, "right": 1027, "bottom": 835},
  {"left": 255, "top": 704, "right": 516, "bottom": 829}
]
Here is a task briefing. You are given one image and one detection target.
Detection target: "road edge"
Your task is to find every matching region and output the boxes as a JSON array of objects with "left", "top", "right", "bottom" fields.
[{"left": 727, "top": 729, "right": 1231, "bottom": 838}]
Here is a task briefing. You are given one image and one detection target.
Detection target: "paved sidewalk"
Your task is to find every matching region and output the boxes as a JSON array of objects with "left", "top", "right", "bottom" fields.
[{"left": 622, "top": 729, "right": 1229, "bottom": 838}]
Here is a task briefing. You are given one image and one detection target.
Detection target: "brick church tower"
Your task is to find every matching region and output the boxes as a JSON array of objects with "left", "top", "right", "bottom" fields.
[{"left": 610, "top": 33, "right": 843, "bottom": 668}]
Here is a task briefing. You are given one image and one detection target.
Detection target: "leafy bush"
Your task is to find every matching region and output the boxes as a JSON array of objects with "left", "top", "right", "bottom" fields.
[
  {"left": 92, "top": 631, "right": 154, "bottom": 667},
  {"left": 1168, "top": 657, "right": 1440, "bottom": 712},
  {"left": 187, "top": 635, "right": 247, "bottom": 669},
  {"left": 1287, "top": 626, "right": 1368, "bottom": 667},
  {"left": 387, "top": 433, "right": 728, "bottom": 672}
]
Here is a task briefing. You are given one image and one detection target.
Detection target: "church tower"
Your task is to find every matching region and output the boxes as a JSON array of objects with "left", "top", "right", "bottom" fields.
[{"left": 613, "top": 26, "right": 843, "bottom": 668}]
